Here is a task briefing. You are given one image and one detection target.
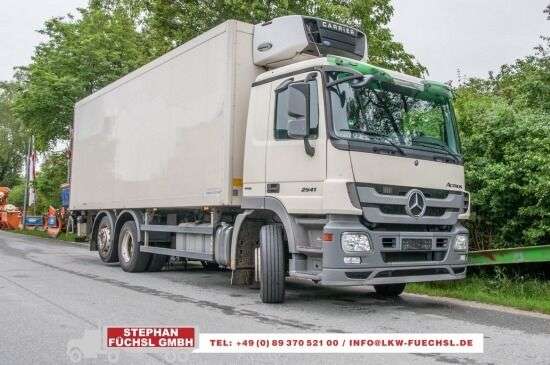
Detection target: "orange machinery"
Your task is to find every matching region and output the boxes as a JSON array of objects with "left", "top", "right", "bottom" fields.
[
  {"left": 43, "top": 206, "right": 64, "bottom": 237},
  {"left": 0, "top": 187, "right": 22, "bottom": 230}
]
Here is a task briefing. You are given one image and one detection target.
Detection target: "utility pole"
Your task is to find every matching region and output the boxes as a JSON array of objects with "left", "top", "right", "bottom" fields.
[{"left": 22, "top": 136, "right": 33, "bottom": 230}]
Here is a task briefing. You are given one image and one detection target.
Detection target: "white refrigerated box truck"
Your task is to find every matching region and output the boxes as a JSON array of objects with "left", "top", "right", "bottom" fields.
[{"left": 70, "top": 15, "right": 470, "bottom": 303}]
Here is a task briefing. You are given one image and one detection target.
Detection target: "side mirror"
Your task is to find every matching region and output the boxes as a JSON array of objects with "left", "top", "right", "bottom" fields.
[
  {"left": 285, "top": 81, "right": 315, "bottom": 157},
  {"left": 287, "top": 82, "right": 310, "bottom": 139},
  {"left": 287, "top": 118, "right": 307, "bottom": 139},
  {"left": 288, "top": 82, "right": 310, "bottom": 119}
]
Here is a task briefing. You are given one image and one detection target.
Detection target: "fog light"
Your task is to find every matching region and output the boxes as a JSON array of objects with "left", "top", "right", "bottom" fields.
[
  {"left": 454, "top": 235, "right": 469, "bottom": 251},
  {"left": 344, "top": 257, "right": 361, "bottom": 264},
  {"left": 459, "top": 254, "right": 466, "bottom": 261},
  {"left": 341, "top": 232, "right": 372, "bottom": 252}
]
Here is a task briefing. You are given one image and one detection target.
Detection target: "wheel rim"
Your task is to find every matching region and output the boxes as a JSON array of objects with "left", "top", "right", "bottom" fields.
[
  {"left": 98, "top": 225, "right": 112, "bottom": 255},
  {"left": 121, "top": 230, "right": 133, "bottom": 263}
]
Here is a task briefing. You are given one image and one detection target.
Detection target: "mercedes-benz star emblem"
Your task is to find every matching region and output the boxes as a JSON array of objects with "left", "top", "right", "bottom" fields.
[{"left": 405, "top": 189, "right": 426, "bottom": 217}]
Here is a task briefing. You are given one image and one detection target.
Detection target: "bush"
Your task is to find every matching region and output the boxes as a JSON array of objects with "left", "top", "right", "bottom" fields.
[
  {"left": 7, "top": 184, "right": 25, "bottom": 208},
  {"left": 454, "top": 38, "right": 550, "bottom": 249}
]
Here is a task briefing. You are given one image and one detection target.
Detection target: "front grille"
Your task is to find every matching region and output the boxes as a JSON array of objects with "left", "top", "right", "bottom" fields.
[
  {"left": 425, "top": 207, "right": 448, "bottom": 217},
  {"left": 381, "top": 251, "right": 446, "bottom": 263},
  {"left": 364, "top": 223, "right": 453, "bottom": 232},
  {"left": 374, "top": 268, "right": 450, "bottom": 278},
  {"left": 382, "top": 237, "right": 396, "bottom": 248},
  {"left": 436, "top": 238, "right": 448, "bottom": 248},
  {"left": 377, "top": 204, "right": 406, "bottom": 215},
  {"left": 355, "top": 183, "right": 464, "bottom": 226},
  {"left": 369, "top": 183, "right": 452, "bottom": 199},
  {"left": 374, "top": 205, "right": 453, "bottom": 217}
]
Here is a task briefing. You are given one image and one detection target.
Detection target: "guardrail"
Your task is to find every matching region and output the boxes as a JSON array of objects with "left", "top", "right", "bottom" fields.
[{"left": 468, "top": 245, "right": 550, "bottom": 266}]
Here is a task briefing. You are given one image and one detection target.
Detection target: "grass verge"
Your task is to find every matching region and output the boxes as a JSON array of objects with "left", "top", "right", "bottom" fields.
[
  {"left": 407, "top": 274, "right": 550, "bottom": 314},
  {"left": 9, "top": 228, "right": 86, "bottom": 243}
]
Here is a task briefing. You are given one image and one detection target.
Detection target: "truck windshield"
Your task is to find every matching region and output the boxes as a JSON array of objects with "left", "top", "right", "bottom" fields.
[{"left": 327, "top": 71, "right": 462, "bottom": 157}]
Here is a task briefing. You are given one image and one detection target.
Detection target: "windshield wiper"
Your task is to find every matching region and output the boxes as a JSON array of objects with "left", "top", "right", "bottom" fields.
[
  {"left": 326, "top": 74, "right": 364, "bottom": 88},
  {"left": 413, "top": 140, "right": 460, "bottom": 163},
  {"left": 340, "top": 129, "right": 406, "bottom": 156}
]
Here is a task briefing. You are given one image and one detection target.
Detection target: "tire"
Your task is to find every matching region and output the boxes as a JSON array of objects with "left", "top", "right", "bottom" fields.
[
  {"left": 259, "top": 224, "right": 286, "bottom": 303},
  {"left": 146, "top": 254, "right": 168, "bottom": 272},
  {"left": 97, "top": 216, "right": 118, "bottom": 263},
  {"left": 374, "top": 283, "right": 406, "bottom": 297},
  {"left": 118, "top": 220, "right": 151, "bottom": 272}
]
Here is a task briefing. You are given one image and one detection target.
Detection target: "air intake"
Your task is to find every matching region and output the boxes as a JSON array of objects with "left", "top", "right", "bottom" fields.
[{"left": 253, "top": 15, "right": 366, "bottom": 68}]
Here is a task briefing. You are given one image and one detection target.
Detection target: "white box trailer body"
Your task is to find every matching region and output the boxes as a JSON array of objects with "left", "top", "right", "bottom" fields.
[{"left": 70, "top": 20, "right": 262, "bottom": 210}]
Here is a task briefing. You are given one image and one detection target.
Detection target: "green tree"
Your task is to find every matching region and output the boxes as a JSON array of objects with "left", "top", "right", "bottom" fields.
[
  {"left": 12, "top": 3, "right": 151, "bottom": 151},
  {"left": 455, "top": 90, "right": 550, "bottom": 248},
  {"left": 137, "top": 0, "right": 426, "bottom": 75},
  {"left": 7, "top": 184, "right": 25, "bottom": 208},
  {"left": 494, "top": 36, "right": 550, "bottom": 112},
  {"left": 32, "top": 152, "right": 69, "bottom": 213},
  {"left": 0, "top": 82, "right": 27, "bottom": 187}
]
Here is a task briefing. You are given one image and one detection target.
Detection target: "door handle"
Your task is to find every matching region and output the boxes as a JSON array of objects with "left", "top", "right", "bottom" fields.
[{"left": 267, "top": 183, "right": 280, "bottom": 193}]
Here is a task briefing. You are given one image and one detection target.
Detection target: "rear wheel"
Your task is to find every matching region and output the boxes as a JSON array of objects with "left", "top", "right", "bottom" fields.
[
  {"left": 118, "top": 220, "right": 151, "bottom": 272},
  {"left": 259, "top": 224, "right": 285, "bottom": 303},
  {"left": 97, "top": 216, "right": 117, "bottom": 263},
  {"left": 374, "top": 283, "right": 406, "bottom": 297}
]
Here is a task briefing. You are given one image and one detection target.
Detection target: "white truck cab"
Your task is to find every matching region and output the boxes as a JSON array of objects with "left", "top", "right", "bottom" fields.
[
  {"left": 243, "top": 54, "right": 469, "bottom": 294},
  {"left": 70, "top": 15, "right": 469, "bottom": 303}
]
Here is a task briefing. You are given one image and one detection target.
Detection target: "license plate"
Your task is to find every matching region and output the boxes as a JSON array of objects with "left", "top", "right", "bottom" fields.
[{"left": 402, "top": 238, "right": 432, "bottom": 250}]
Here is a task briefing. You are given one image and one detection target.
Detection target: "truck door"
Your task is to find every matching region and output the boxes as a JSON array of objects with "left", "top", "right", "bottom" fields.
[{"left": 265, "top": 72, "right": 326, "bottom": 214}]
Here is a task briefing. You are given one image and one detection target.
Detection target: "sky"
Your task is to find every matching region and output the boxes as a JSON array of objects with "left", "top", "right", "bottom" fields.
[
  {"left": 0, "top": 0, "right": 548, "bottom": 83},
  {"left": 390, "top": 0, "right": 549, "bottom": 82}
]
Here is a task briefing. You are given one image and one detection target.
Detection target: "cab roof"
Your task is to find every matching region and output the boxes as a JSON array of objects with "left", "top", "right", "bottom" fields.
[{"left": 254, "top": 55, "right": 453, "bottom": 100}]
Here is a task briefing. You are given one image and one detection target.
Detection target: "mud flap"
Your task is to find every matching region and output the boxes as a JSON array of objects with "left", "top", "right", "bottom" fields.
[{"left": 230, "top": 213, "right": 262, "bottom": 286}]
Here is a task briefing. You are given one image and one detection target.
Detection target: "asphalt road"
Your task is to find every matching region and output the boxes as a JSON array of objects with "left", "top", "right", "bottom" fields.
[{"left": 1, "top": 230, "right": 549, "bottom": 365}]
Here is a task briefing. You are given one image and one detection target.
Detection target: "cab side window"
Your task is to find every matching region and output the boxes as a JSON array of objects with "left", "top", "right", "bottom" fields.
[{"left": 274, "top": 79, "right": 319, "bottom": 139}]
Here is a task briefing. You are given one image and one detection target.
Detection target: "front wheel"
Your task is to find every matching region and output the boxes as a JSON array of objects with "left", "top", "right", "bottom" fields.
[
  {"left": 374, "top": 283, "right": 406, "bottom": 297},
  {"left": 259, "top": 224, "right": 286, "bottom": 303}
]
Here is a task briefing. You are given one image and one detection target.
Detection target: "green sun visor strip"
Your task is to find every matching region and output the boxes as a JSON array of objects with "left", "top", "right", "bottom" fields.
[{"left": 327, "top": 55, "right": 453, "bottom": 102}]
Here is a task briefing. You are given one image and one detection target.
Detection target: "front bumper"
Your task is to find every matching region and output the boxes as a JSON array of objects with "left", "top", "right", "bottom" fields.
[
  {"left": 320, "top": 266, "right": 466, "bottom": 286},
  {"left": 314, "top": 215, "right": 468, "bottom": 286}
]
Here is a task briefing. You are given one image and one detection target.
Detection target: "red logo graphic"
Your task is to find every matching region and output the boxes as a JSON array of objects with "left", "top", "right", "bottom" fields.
[{"left": 106, "top": 327, "right": 195, "bottom": 348}]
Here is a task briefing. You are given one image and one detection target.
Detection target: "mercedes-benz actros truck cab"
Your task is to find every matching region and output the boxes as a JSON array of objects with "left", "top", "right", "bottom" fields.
[{"left": 70, "top": 15, "right": 470, "bottom": 303}]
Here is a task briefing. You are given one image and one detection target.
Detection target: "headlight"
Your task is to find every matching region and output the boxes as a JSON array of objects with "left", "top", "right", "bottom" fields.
[
  {"left": 341, "top": 232, "right": 372, "bottom": 252},
  {"left": 454, "top": 234, "right": 469, "bottom": 251}
]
